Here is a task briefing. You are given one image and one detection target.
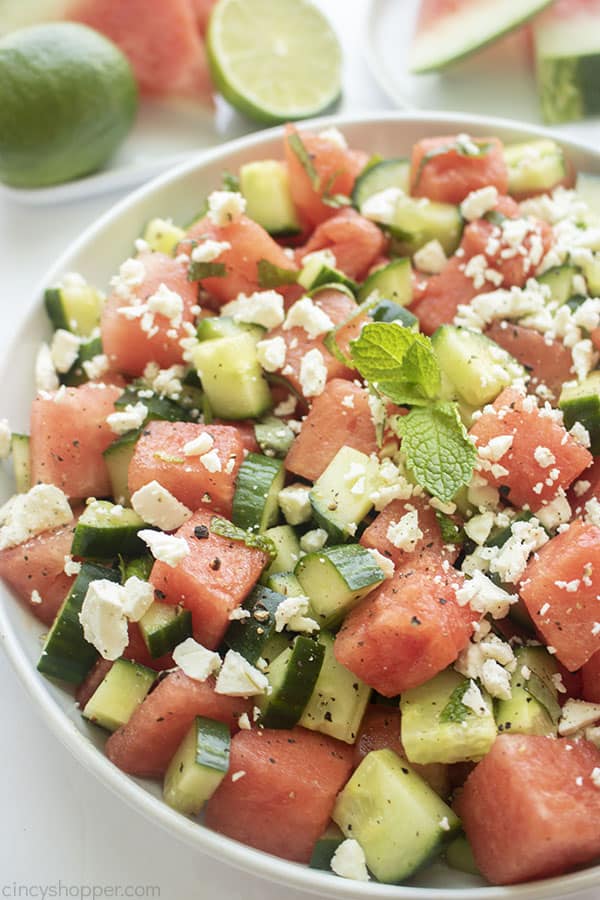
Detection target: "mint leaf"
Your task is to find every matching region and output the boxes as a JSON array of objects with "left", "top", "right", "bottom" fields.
[
  {"left": 414, "top": 138, "right": 493, "bottom": 188},
  {"left": 222, "top": 170, "right": 240, "bottom": 192},
  {"left": 257, "top": 259, "right": 299, "bottom": 289},
  {"left": 435, "top": 511, "right": 465, "bottom": 545},
  {"left": 395, "top": 402, "right": 476, "bottom": 502},
  {"left": 188, "top": 261, "right": 226, "bottom": 281},
  {"left": 440, "top": 680, "right": 473, "bottom": 724},
  {"left": 287, "top": 133, "right": 320, "bottom": 191},
  {"left": 350, "top": 322, "right": 441, "bottom": 406},
  {"left": 210, "top": 516, "right": 277, "bottom": 561}
]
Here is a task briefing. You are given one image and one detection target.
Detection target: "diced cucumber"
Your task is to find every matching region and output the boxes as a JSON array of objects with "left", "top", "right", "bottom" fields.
[
  {"left": 239, "top": 160, "right": 301, "bottom": 236},
  {"left": 298, "top": 256, "right": 357, "bottom": 294},
  {"left": 71, "top": 500, "right": 146, "bottom": 559},
  {"left": 11, "top": 433, "right": 30, "bottom": 493},
  {"left": 259, "top": 635, "right": 325, "bottom": 728},
  {"left": 265, "top": 571, "right": 305, "bottom": 598},
  {"left": 352, "top": 158, "right": 410, "bottom": 210},
  {"left": 120, "top": 554, "right": 153, "bottom": 582},
  {"left": 262, "top": 525, "right": 301, "bottom": 577},
  {"left": 61, "top": 335, "right": 103, "bottom": 387},
  {"left": 232, "top": 452, "right": 285, "bottom": 534},
  {"left": 332, "top": 749, "right": 460, "bottom": 883},
  {"left": 371, "top": 299, "right": 419, "bottom": 329},
  {"left": 223, "top": 584, "right": 286, "bottom": 664},
  {"left": 432, "top": 325, "right": 524, "bottom": 407},
  {"left": 310, "top": 822, "right": 345, "bottom": 870},
  {"left": 504, "top": 139, "right": 566, "bottom": 195},
  {"left": 114, "top": 386, "right": 191, "bottom": 424},
  {"left": 309, "top": 446, "right": 379, "bottom": 543},
  {"left": 387, "top": 196, "right": 463, "bottom": 257},
  {"left": 37, "top": 563, "right": 120, "bottom": 684},
  {"left": 193, "top": 332, "right": 272, "bottom": 420},
  {"left": 400, "top": 669, "right": 497, "bottom": 765},
  {"left": 44, "top": 278, "right": 104, "bottom": 337},
  {"left": 102, "top": 430, "right": 140, "bottom": 507},
  {"left": 579, "top": 253, "right": 600, "bottom": 296},
  {"left": 299, "top": 631, "right": 371, "bottom": 744},
  {"left": 295, "top": 544, "right": 384, "bottom": 629},
  {"left": 142, "top": 218, "right": 185, "bottom": 256},
  {"left": 576, "top": 172, "right": 600, "bottom": 218},
  {"left": 559, "top": 371, "right": 600, "bottom": 455},
  {"left": 163, "top": 716, "right": 230, "bottom": 816},
  {"left": 254, "top": 415, "right": 295, "bottom": 459},
  {"left": 495, "top": 646, "right": 559, "bottom": 737},
  {"left": 196, "top": 315, "right": 265, "bottom": 343},
  {"left": 446, "top": 835, "right": 480, "bottom": 876},
  {"left": 536, "top": 264, "right": 580, "bottom": 304},
  {"left": 82, "top": 657, "right": 155, "bottom": 731},
  {"left": 357, "top": 257, "right": 412, "bottom": 306},
  {"left": 139, "top": 602, "right": 193, "bottom": 658}
]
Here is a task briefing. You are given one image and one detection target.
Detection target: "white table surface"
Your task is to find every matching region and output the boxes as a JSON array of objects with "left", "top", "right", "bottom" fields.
[{"left": 0, "top": 3, "right": 599, "bottom": 898}]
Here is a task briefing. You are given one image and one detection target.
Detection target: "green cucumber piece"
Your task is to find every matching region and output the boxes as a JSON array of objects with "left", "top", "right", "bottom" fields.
[
  {"left": 559, "top": 371, "right": 600, "bottom": 455},
  {"left": 259, "top": 635, "right": 325, "bottom": 728},
  {"left": 82, "top": 657, "right": 155, "bottom": 731},
  {"left": 504, "top": 139, "right": 566, "bottom": 195},
  {"left": 44, "top": 279, "right": 103, "bottom": 336},
  {"left": 142, "top": 218, "right": 185, "bottom": 255},
  {"left": 352, "top": 158, "right": 410, "bottom": 210},
  {"left": 139, "top": 602, "right": 193, "bottom": 658},
  {"left": 196, "top": 315, "right": 265, "bottom": 343},
  {"left": 37, "top": 563, "right": 120, "bottom": 684},
  {"left": 239, "top": 160, "right": 301, "bottom": 236},
  {"left": 295, "top": 544, "right": 384, "bottom": 629},
  {"left": 102, "top": 429, "right": 140, "bottom": 507},
  {"left": 265, "top": 571, "right": 305, "bottom": 598},
  {"left": 446, "top": 835, "right": 480, "bottom": 876},
  {"left": 576, "top": 171, "right": 600, "bottom": 217},
  {"left": 223, "top": 584, "right": 286, "bottom": 664},
  {"left": 333, "top": 749, "right": 460, "bottom": 883},
  {"left": 357, "top": 257, "right": 412, "bottom": 306},
  {"left": 401, "top": 669, "right": 497, "bottom": 766},
  {"left": 193, "top": 332, "right": 272, "bottom": 420},
  {"left": 71, "top": 500, "right": 146, "bottom": 559},
  {"left": 371, "top": 299, "right": 419, "bottom": 329},
  {"left": 536, "top": 264, "right": 580, "bottom": 304},
  {"left": 495, "top": 646, "right": 559, "bottom": 737},
  {"left": 388, "top": 196, "right": 463, "bottom": 257},
  {"left": 254, "top": 415, "right": 295, "bottom": 459},
  {"left": 232, "top": 452, "right": 285, "bottom": 534},
  {"left": 299, "top": 631, "right": 371, "bottom": 743},
  {"left": 310, "top": 823, "right": 345, "bottom": 870},
  {"left": 11, "top": 433, "right": 30, "bottom": 493},
  {"left": 298, "top": 256, "right": 357, "bottom": 293},
  {"left": 163, "top": 716, "right": 230, "bottom": 816},
  {"left": 309, "top": 446, "right": 379, "bottom": 543},
  {"left": 114, "top": 386, "right": 191, "bottom": 423},
  {"left": 61, "top": 335, "right": 103, "bottom": 387},
  {"left": 262, "top": 525, "right": 301, "bottom": 577},
  {"left": 120, "top": 554, "right": 154, "bottom": 582}
]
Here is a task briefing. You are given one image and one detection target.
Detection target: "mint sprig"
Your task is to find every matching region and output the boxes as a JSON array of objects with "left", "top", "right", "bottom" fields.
[{"left": 257, "top": 259, "right": 299, "bottom": 289}]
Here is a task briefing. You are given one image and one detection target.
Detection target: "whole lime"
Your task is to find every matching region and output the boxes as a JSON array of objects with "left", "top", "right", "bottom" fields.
[{"left": 0, "top": 22, "right": 138, "bottom": 188}]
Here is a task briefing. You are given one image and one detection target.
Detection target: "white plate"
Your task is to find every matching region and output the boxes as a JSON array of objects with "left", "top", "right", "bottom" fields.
[
  {"left": 2, "top": 111, "right": 600, "bottom": 900},
  {"left": 363, "top": 0, "right": 600, "bottom": 145}
]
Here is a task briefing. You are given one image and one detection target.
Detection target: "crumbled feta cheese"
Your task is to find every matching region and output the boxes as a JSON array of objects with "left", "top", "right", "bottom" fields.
[
  {"left": 79, "top": 579, "right": 130, "bottom": 660},
  {"left": 284, "top": 296, "right": 334, "bottom": 339},
  {"left": 558, "top": 699, "right": 600, "bottom": 736},
  {"left": 214, "top": 650, "right": 269, "bottom": 696},
  {"left": 82, "top": 354, "right": 110, "bottom": 381},
  {"left": 463, "top": 511, "right": 495, "bottom": 546},
  {"left": 110, "top": 257, "right": 146, "bottom": 300},
  {"left": 365, "top": 548, "right": 395, "bottom": 579},
  {"left": 572, "top": 338, "right": 598, "bottom": 382},
  {"left": 301, "top": 249, "right": 337, "bottom": 270},
  {"left": 173, "top": 637, "right": 221, "bottom": 682},
  {"left": 273, "top": 394, "right": 297, "bottom": 417},
  {"left": 570, "top": 421, "right": 591, "bottom": 449},
  {"left": 461, "top": 681, "right": 489, "bottom": 716},
  {"left": 300, "top": 528, "right": 328, "bottom": 553},
  {"left": 480, "top": 658, "right": 512, "bottom": 700},
  {"left": 278, "top": 483, "right": 312, "bottom": 526},
  {"left": 107, "top": 401, "right": 148, "bottom": 435},
  {"left": 207, "top": 191, "right": 246, "bottom": 226},
  {"left": 30, "top": 589, "right": 43, "bottom": 605},
  {"left": 478, "top": 434, "right": 514, "bottom": 462},
  {"left": 147, "top": 283, "right": 184, "bottom": 327},
  {"left": 190, "top": 239, "right": 231, "bottom": 263},
  {"left": 238, "top": 713, "right": 251, "bottom": 730},
  {"left": 318, "top": 127, "right": 348, "bottom": 150},
  {"left": 413, "top": 240, "right": 447, "bottom": 275},
  {"left": 536, "top": 491, "right": 571, "bottom": 531},
  {"left": 360, "top": 187, "right": 403, "bottom": 225},
  {"left": 222, "top": 290, "right": 284, "bottom": 329},
  {"left": 274, "top": 595, "right": 319, "bottom": 634},
  {"left": 63, "top": 555, "right": 82, "bottom": 577},
  {"left": 0, "top": 419, "right": 11, "bottom": 459},
  {"left": 231, "top": 770, "right": 246, "bottom": 782},
  {"left": 0, "top": 484, "right": 72, "bottom": 551},
  {"left": 299, "top": 348, "right": 327, "bottom": 397},
  {"left": 256, "top": 335, "right": 287, "bottom": 372},
  {"left": 131, "top": 481, "right": 192, "bottom": 531},
  {"left": 584, "top": 497, "right": 600, "bottom": 528},
  {"left": 143, "top": 362, "right": 185, "bottom": 399},
  {"left": 386, "top": 509, "right": 423, "bottom": 552},
  {"left": 330, "top": 839, "right": 370, "bottom": 882},
  {"left": 461, "top": 186, "right": 499, "bottom": 222},
  {"left": 455, "top": 570, "right": 516, "bottom": 619},
  {"left": 199, "top": 448, "right": 222, "bottom": 473},
  {"left": 183, "top": 432, "right": 214, "bottom": 457},
  {"left": 35, "top": 343, "right": 59, "bottom": 392},
  {"left": 50, "top": 329, "right": 80, "bottom": 374},
  {"left": 489, "top": 517, "right": 549, "bottom": 583},
  {"left": 139, "top": 529, "right": 189, "bottom": 567},
  {"left": 121, "top": 576, "right": 154, "bottom": 621},
  {"left": 591, "top": 767, "right": 600, "bottom": 789},
  {"left": 534, "top": 446, "right": 556, "bottom": 468}
]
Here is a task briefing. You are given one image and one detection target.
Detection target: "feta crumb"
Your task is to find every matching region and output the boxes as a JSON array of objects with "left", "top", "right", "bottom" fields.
[
  {"left": 386, "top": 509, "right": 423, "bottom": 552},
  {"left": 256, "top": 335, "right": 287, "bottom": 372},
  {"left": 365, "top": 548, "right": 395, "bottom": 579},
  {"left": 300, "top": 528, "right": 328, "bottom": 553},
  {"left": 173, "top": 637, "right": 221, "bottom": 681},
  {"left": 131, "top": 481, "right": 192, "bottom": 531},
  {"left": 215, "top": 650, "right": 269, "bottom": 696},
  {"left": 30, "top": 589, "right": 43, "bottom": 605},
  {"left": 461, "top": 186, "right": 499, "bottom": 222},
  {"left": 559, "top": 699, "right": 600, "bottom": 736},
  {"left": 82, "top": 354, "right": 110, "bottom": 380},
  {"left": 439, "top": 816, "right": 451, "bottom": 832},
  {"left": 35, "top": 343, "right": 59, "bottom": 392},
  {"left": 79, "top": 579, "right": 130, "bottom": 660},
  {"left": 121, "top": 576, "right": 154, "bottom": 621},
  {"left": 147, "top": 283, "right": 184, "bottom": 326},
  {"left": 273, "top": 394, "right": 297, "bottom": 417},
  {"left": 229, "top": 607, "right": 251, "bottom": 621},
  {"left": 461, "top": 681, "right": 488, "bottom": 716},
  {"left": 183, "top": 432, "right": 214, "bottom": 457},
  {"left": 299, "top": 348, "right": 327, "bottom": 397},
  {"left": 63, "top": 555, "right": 81, "bottom": 577},
  {"left": 0, "top": 484, "right": 73, "bottom": 551},
  {"left": 570, "top": 421, "right": 591, "bottom": 448},
  {"left": 107, "top": 402, "right": 147, "bottom": 435},
  {"left": 330, "top": 839, "right": 370, "bottom": 882},
  {"left": 284, "top": 296, "right": 334, "bottom": 339},
  {"left": 481, "top": 658, "right": 512, "bottom": 700},
  {"left": 489, "top": 517, "right": 548, "bottom": 584},
  {"left": 274, "top": 595, "right": 319, "bottom": 634},
  {"left": 591, "top": 767, "right": 600, "bottom": 788},
  {"left": 478, "top": 434, "right": 514, "bottom": 462},
  {"left": 455, "top": 570, "right": 516, "bottom": 619},
  {"left": 222, "top": 290, "right": 284, "bottom": 329},
  {"left": 110, "top": 257, "right": 146, "bottom": 299},
  {"left": 139, "top": 530, "right": 189, "bottom": 567},
  {"left": 584, "top": 497, "right": 600, "bottom": 528},
  {"left": 278, "top": 483, "right": 312, "bottom": 526},
  {"left": 191, "top": 239, "right": 231, "bottom": 263},
  {"left": 199, "top": 448, "right": 222, "bottom": 473},
  {"left": 50, "top": 329, "right": 80, "bottom": 374},
  {"left": 413, "top": 240, "right": 448, "bottom": 275},
  {"left": 534, "top": 446, "right": 556, "bottom": 468},
  {"left": 231, "top": 770, "right": 247, "bottom": 783},
  {"left": 463, "top": 511, "right": 495, "bottom": 546},
  {"left": 207, "top": 190, "right": 246, "bottom": 226},
  {"left": 238, "top": 713, "right": 251, "bottom": 730},
  {"left": 0, "top": 419, "right": 11, "bottom": 459}
]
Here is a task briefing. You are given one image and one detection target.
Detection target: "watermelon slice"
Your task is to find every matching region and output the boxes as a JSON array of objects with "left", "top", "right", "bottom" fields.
[
  {"left": 410, "top": 0, "right": 554, "bottom": 74},
  {"left": 295, "top": 209, "right": 386, "bottom": 282},
  {"left": 533, "top": 0, "right": 600, "bottom": 123}
]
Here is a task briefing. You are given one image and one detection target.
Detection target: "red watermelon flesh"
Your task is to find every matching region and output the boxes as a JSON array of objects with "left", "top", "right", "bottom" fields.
[
  {"left": 295, "top": 208, "right": 386, "bottom": 281},
  {"left": 101, "top": 251, "right": 197, "bottom": 377},
  {"left": 411, "top": 135, "right": 508, "bottom": 204},
  {"left": 468, "top": 387, "right": 592, "bottom": 510},
  {"left": 0, "top": 520, "right": 77, "bottom": 626},
  {"left": 205, "top": 727, "right": 353, "bottom": 863},
  {"left": 76, "top": 659, "right": 113, "bottom": 709},
  {"left": 582, "top": 650, "right": 600, "bottom": 704},
  {"left": 457, "top": 734, "right": 600, "bottom": 885},
  {"left": 105, "top": 670, "right": 251, "bottom": 778},
  {"left": 568, "top": 456, "right": 600, "bottom": 515},
  {"left": 191, "top": 0, "right": 217, "bottom": 35},
  {"left": 520, "top": 519, "right": 600, "bottom": 671},
  {"left": 485, "top": 320, "right": 574, "bottom": 399},
  {"left": 360, "top": 496, "right": 459, "bottom": 571},
  {"left": 128, "top": 420, "right": 244, "bottom": 518},
  {"left": 68, "top": 0, "right": 213, "bottom": 100},
  {"left": 334, "top": 563, "right": 474, "bottom": 696},
  {"left": 150, "top": 510, "right": 269, "bottom": 648},
  {"left": 30, "top": 382, "right": 122, "bottom": 499},
  {"left": 123, "top": 622, "right": 174, "bottom": 672}
]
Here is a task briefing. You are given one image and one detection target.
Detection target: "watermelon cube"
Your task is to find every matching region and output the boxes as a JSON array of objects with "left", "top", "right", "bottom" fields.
[
  {"left": 520, "top": 519, "right": 600, "bottom": 671},
  {"left": 334, "top": 563, "right": 474, "bottom": 696},
  {"left": 410, "top": 136, "right": 508, "bottom": 204},
  {"left": 128, "top": 421, "right": 244, "bottom": 517},
  {"left": 457, "top": 734, "right": 600, "bottom": 885},
  {"left": 360, "top": 496, "right": 459, "bottom": 571},
  {"left": 485, "top": 322, "right": 574, "bottom": 400},
  {"left": 205, "top": 727, "right": 353, "bottom": 862},
  {"left": 583, "top": 651, "right": 600, "bottom": 704},
  {"left": 106, "top": 670, "right": 251, "bottom": 778},
  {"left": 30, "top": 382, "right": 122, "bottom": 499},
  {"left": 296, "top": 208, "right": 385, "bottom": 281},
  {"left": 150, "top": 510, "right": 269, "bottom": 648}
]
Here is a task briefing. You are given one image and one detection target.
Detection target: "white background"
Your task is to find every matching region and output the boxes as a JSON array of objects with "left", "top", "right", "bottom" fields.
[{"left": 0, "top": 3, "right": 598, "bottom": 899}]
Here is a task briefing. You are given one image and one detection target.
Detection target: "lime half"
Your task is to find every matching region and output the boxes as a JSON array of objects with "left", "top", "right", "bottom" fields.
[{"left": 206, "top": 0, "right": 342, "bottom": 124}]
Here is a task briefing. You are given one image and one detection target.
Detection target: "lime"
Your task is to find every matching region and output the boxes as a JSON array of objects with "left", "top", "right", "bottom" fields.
[
  {"left": 206, "top": 0, "right": 342, "bottom": 124},
  {"left": 0, "top": 23, "right": 138, "bottom": 188}
]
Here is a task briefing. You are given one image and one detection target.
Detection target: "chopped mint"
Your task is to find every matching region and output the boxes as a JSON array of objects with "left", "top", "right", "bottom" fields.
[
  {"left": 287, "top": 132, "right": 320, "bottom": 191},
  {"left": 257, "top": 259, "right": 299, "bottom": 289},
  {"left": 210, "top": 516, "right": 277, "bottom": 561},
  {"left": 413, "top": 138, "right": 492, "bottom": 189},
  {"left": 188, "top": 261, "right": 227, "bottom": 281},
  {"left": 222, "top": 170, "right": 240, "bottom": 192},
  {"left": 435, "top": 511, "right": 465, "bottom": 545},
  {"left": 440, "top": 680, "right": 473, "bottom": 724}
]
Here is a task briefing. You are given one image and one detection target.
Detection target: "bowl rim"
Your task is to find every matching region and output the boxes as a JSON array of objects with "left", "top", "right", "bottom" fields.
[{"left": 2, "top": 109, "right": 599, "bottom": 900}]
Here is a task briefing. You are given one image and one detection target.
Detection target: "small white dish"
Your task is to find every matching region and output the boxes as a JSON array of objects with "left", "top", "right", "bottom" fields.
[{"left": 1, "top": 111, "right": 600, "bottom": 900}]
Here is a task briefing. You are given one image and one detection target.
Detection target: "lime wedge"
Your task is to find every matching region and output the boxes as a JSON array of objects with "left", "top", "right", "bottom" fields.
[{"left": 206, "top": 0, "right": 342, "bottom": 124}]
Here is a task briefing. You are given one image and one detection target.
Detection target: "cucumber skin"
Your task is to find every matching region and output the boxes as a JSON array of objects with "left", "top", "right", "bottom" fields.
[
  {"left": 232, "top": 453, "right": 285, "bottom": 534},
  {"left": 260, "top": 636, "right": 325, "bottom": 729},
  {"left": 223, "top": 585, "right": 285, "bottom": 664},
  {"left": 140, "top": 605, "right": 193, "bottom": 658}
]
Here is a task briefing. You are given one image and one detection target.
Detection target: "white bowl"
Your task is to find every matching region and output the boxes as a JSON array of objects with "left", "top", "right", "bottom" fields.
[{"left": 1, "top": 112, "right": 599, "bottom": 900}]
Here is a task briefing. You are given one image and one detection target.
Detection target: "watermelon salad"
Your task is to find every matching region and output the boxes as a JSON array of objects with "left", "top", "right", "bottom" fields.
[{"left": 2, "top": 124, "right": 600, "bottom": 888}]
